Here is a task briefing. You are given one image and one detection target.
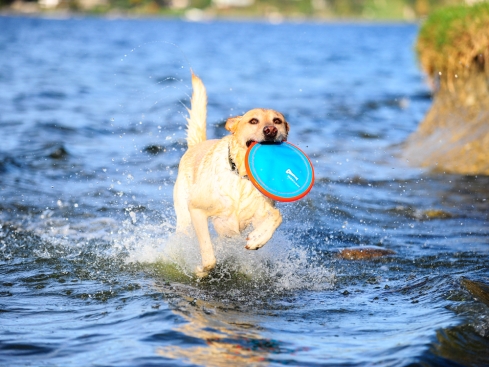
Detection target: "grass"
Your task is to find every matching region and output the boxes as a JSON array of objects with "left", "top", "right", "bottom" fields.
[{"left": 417, "top": 2, "right": 489, "bottom": 81}]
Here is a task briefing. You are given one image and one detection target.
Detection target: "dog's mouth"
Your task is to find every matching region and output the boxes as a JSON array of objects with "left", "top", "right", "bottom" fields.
[
  {"left": 246, "top": 137, "right": 286, "bottom": 148},
  {"left": 245, "top": 139, "right": 274, "bottom": 147},
  {"left": 246, "top": 140, "right": 256, "bottom": 148}
]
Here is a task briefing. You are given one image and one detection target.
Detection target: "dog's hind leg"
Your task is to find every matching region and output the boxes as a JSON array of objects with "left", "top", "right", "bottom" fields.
[
  {"left": 189, "top": 208, "right": 217, "bottom": 277},
  {"left": 175, "top": 204, "right": 191, "bottom": 234},
  {"left": 245, "top": 207, "right": 282, "bottom": 250},
  {"left": 173, "top": 177, "right": 192, "bottom": 234}
]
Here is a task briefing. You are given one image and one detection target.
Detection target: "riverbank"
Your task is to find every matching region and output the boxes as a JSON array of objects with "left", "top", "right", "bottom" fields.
[
  {"left": 0, "top": 0, "right": 468, "bottom": 22},
  {"left": 0, "top": 7, "right": 418, "bottom": 24},
  {"left": 404, "top": 2, "right": 489, "bottom": 175}
]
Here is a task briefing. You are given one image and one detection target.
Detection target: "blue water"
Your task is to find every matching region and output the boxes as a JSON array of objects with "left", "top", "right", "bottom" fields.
[{"left": 1, "top": 16, "right": 488, "bottom": 367}]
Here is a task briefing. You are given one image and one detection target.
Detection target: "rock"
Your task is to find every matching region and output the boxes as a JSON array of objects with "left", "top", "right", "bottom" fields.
[
  {"left": 144, "top": 145, "right": 165, "bottom": 155},
  {"left": 461, "top": 278, "right": 489, "bottom": 308},
  {"left": 415, "top": 209, "right": 452, "bottom": 220},
  {"left": 48, "top": 146, "right": 69, "bottom": 160},
  {"left": 338, "top": 247, "right": 395, "bottom": 260}
]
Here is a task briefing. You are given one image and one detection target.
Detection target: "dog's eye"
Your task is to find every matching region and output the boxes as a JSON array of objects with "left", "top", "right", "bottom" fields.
[
  {"left": 249, "top": 118, "right": 259, "bottom": 125},
  {"left": 273, "top": 118, "right": 283, "bottom": 125}
]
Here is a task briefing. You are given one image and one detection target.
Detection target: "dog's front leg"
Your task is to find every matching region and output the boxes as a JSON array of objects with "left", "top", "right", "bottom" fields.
[
  {"left": 189, "top": 208, "right": 217, "bottom": 277},
  {"left": 246, "top": 206, "right": 282, "bottom": 250}
]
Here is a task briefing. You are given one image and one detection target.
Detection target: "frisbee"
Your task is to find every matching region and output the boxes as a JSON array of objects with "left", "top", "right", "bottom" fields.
[{"left": 245, "top": 142, "right": 314, "bottom": 202}]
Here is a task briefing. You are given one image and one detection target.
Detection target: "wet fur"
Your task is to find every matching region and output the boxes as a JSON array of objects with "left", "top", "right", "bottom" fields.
[{"left": 174, "top": 73, "right": 290, "bottom": 277}]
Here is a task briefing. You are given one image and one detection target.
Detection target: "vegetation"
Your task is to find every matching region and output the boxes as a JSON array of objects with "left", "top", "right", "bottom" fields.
[
  {"left": 404, "top": 1, "right": 489, "bottom": 175},
  {"left": 417, "top": 1, "right": 489, "bottom": 83},
  {"left": 0, "top": 0, "right": 473, "bottom": 21}
]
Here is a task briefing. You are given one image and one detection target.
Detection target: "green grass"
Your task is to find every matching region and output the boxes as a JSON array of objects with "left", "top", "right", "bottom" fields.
[
  {"left": 419, "top": 2, "right": 489, "bottom": 51},
  {"left": 417, "top": 1, "right": 489, "bottom": 77}
]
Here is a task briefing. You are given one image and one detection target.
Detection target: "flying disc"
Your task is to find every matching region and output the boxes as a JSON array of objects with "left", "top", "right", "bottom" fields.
[{"left": 245, "top": 142, "right": 314, "bottom": 202}]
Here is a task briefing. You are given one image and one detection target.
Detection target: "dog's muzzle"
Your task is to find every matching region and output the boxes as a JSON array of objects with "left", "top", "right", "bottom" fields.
[
  {"left": 263, "top": 125, "right": 278, "bottom": 140},
  {"left": 246, "top": 126, "right": 286, "bottom": 147}
]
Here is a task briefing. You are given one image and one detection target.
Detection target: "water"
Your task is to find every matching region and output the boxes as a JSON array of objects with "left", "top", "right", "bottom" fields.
[{"left": 1, "top": 16, "right": 488, "bottom": 367}]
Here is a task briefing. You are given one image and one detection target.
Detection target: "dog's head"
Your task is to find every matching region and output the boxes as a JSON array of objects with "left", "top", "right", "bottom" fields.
[{"left": 225, "top": 109, "right": 289, "bottom": 148}]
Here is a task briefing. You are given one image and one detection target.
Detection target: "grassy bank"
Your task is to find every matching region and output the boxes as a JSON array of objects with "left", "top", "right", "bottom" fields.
[
  {"left": 417, "top": 2, "right": 489, "bottom": 84},
  {"left": 404, "top": 1, "right": 489, "bottom": 175}
]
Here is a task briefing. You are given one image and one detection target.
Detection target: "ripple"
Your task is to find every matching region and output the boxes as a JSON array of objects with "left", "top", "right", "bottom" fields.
[{"left": 0, "top": 342, "right": 55, "bottom": 357}]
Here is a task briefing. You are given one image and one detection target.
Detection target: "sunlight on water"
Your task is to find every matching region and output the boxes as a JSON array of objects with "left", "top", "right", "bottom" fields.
[{"left": 1, "top": 17, "right": 489, "bottom": 367}]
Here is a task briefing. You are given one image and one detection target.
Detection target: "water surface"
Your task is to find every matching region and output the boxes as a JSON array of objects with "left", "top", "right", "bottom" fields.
[{"left": 1, "top": 16, "right": 488, "bottom": 367}]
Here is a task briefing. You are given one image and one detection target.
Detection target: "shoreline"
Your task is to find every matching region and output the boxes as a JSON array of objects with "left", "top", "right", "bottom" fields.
[
  {"left": 404, "top": 2, "right": 489, "bottom": 175},
  {"left": 0, "top": 7, "right": 420, "bottom": 24}
]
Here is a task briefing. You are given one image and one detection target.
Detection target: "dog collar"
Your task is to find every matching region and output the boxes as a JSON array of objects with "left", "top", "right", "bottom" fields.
[{"left": 228, "top": 147, "right": 237, "bottom": 172}]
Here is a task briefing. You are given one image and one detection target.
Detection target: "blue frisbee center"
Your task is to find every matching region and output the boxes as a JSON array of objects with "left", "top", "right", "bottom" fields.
[{"left": 246, "top": 142, "right": 314, "bottom": 201}]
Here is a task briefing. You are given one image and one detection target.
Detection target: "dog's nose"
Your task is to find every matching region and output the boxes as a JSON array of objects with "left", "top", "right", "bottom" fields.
[{"left": 263, "top": 125, "right": 278, "bottom": 138}]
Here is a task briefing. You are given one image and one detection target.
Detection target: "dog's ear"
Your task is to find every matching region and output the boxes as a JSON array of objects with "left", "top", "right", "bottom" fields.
[{"left": 225, "top": 116, "right": 241, "bottom": 133}]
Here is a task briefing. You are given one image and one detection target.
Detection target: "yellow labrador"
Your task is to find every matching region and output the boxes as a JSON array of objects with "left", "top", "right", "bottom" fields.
[{"left": 174, "top": 73, "right": 289, "bottom": 277}]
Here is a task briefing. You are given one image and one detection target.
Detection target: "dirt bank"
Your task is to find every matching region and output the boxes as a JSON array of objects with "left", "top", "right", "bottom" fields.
[{"left": 404, "top": 3, "right": 489, "bottom": 175}]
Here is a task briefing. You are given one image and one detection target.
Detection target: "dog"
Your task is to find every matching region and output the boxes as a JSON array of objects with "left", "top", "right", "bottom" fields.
[{"left": 173, "top": 72, "right": 290, "bottom": 277}]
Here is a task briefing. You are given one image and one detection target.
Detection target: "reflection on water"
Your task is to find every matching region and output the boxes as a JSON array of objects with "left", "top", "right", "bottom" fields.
[
  {"left": 157, "top": 298, "right": 274, "bottom": 367},
  {"left": 0, "top": 16, "right": 488, "bottom": 367}
]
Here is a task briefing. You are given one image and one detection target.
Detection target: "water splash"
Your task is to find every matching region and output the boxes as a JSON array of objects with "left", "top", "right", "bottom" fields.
[
  {"left": 3, "top": 204, "right": 334, "bottom": 296},
  {"left": 117, "top": 218, "right": 335, "bottom": 294}
]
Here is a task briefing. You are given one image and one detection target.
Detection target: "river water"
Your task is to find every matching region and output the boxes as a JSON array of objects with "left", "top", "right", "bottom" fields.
[{"left": 1, "top": 16, "right": 488, "bottom": 367}]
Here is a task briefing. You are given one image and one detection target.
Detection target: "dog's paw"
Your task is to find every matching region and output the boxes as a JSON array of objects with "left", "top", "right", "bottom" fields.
[
  {"left": 245, "top": 223, "right": 276, "bottom": 250},
  {"left": 195, "top": 266, "right": 210, "bottom": 278},
  {"left": 245, "top": 243, "right": 261, "bottom": 250},
  {"left": 245, "top": 233, "right": 267, "bottom": 250},
  {"left": 195, "top": 260, "right": 216, "bottom": 278}
]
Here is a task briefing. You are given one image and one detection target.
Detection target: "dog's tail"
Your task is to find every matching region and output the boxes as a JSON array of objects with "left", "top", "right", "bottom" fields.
[{"left": 186, "top": 72, "right": 207, "bottom": 148}]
